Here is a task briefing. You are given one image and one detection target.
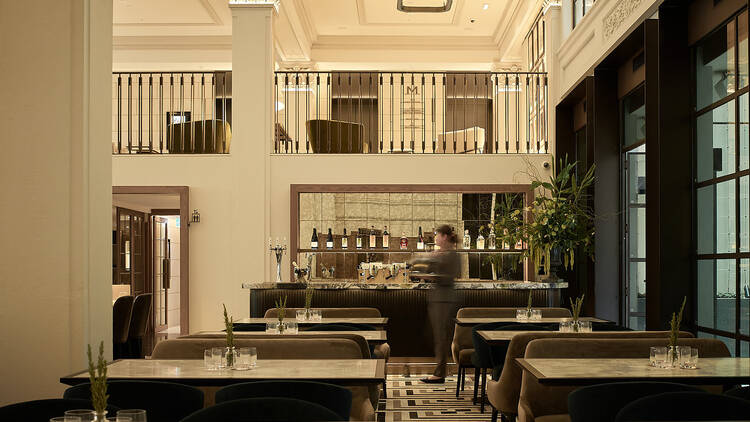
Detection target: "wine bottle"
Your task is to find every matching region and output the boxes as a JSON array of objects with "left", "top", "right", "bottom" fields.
[
  {"left": 341, "top": 228, "right": 348, "bottom": 249},
  {"left": 369, "top": 226, "right": 376, "bottom": 248},
  {"left": 310, "top": 228, "right": 318, "bottom": 249},
  {"left": 383, "top": 225, "right": 390, "bottom": 249},
  {"left": 488, "top": 228, "right": 496, "bottom": 250},
  {"left": 417, "top": 226, "right": 425, "bottom": 250},
  {"left": 326, "top": 228, "right": 333, "bottom": 249},
  {"left": 356, "top": 229, "right": 363, "bottom": 249},
  {"left": 400, "top": 232, "right": 408, "bottom": 250},
  {"left": 463, "top": 229, "right": 471, "bottom": 249},
  {"left": 477, "top": 231, "right": 485, "bottom": 249}
]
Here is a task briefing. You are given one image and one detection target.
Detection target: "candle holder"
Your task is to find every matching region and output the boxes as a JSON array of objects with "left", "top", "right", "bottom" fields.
[{"left": 269, "top": 238, "right": 287, "bottom": 283}]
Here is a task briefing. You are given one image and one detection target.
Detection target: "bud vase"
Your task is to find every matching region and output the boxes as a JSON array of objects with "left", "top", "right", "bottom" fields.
[{"left": 224, "top": 346, "right": 236, "bottom": 368}]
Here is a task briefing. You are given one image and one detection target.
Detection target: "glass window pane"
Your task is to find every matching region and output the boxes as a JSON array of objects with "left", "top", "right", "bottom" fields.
[
  {"left": 573, "top": 0, "right": 583, "bottom": 28},
  {"left": 696, "top": 22, "right": 735, "bottom": 110},
  {"left": 698, "top": 259, "right": 737, "bottom": 332},
  {"left": 742, "top": 176, "right": 749, "bottom": 252},
  {"left": 623, "top": 87, "right": 646, "bottom": 148},
  {"left": 696, "top": 101, "right": 736, "bottom": 182},
  {"left": 741, "top": 94, "right": 749, "bottom": 170},
  {"left": 740, "top": 12, "right": 748, "bottom": 89},
  {"left": 628, "top": 207, "right": 646, "bottom": 258},
  {"left": 627, "top": 147, "right": 646, "bottom": 204},
  {"left": 697, "top": 180, "right": 737, "bottom": 254},
  {"left": 628, "top": 261, "right": 646, "bottom": 314},
  {"left": 742, "top": 258, "right": 749, "bottom": 336}
]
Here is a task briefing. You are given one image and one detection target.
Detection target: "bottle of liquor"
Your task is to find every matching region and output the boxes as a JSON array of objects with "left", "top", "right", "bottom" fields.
[
  {"left": 463, "top": 229, "right": 471, "bottom": 249},
  {"left": 310, "top": 228, "right": 319, "bottom": 249},
  {"left": 341, "top": 228, "right": 348, "bottom": 249},
  {"left": 369, "top": 226, "right": 376, "bottom": 249},
  {"left": 326, "top": 228, "right": 334, "bottom": 249},
  {"left": 488, "top": 227, "right": 496, "bottom": 250},
  {"left": 356, "top": 229, "right": 363, "bottom": 249},
  {"left": 502, "top": 229, "right": 510, "bottom": 250},
  {"left": 400, "top": 232, "right": 408, "bottom": 250},
  {"left": 477, "top": 231, "right": 485, "bottom": 249},
  {"left": 382, "top": 225, "right": 390, "bottom": 249},
  {"left": 433, "top": 228, "right": 440, "bottom": 250},
  {"left": 417, "top": 226, "right": 425, "bottom": 250}
]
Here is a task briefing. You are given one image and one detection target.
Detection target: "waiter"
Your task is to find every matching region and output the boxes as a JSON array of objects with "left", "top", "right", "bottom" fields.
[{"left": 421, "top": 225, "right": 459, "bottom": 384}]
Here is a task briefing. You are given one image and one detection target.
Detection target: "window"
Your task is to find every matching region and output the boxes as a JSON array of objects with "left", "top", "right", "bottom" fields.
[
  {"left": 572, "top": 0, "right": 596, "bottom": 29},
  {"left": 693, "top": 10, "right": 750, "bottom": 357},
  {"left": 526, "top": 10, "right": 546, "bottom": 72}
]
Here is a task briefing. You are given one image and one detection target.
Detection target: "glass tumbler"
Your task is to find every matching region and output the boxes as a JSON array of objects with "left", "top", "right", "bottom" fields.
[
  {"left": 285, "top": 321, "right": 299, "bottom": 334},
  {"left": 559, "top": 321, "right": 571, "bottom": 332},
  {"left": 116, "top": 410, "right": 147, "bottom": 422},
  {"left": 312, "top": 309, "right": 323, "bottom": 321},
  {"left": 265, "top": 321, "right": 279, "bottom": 333},
  {"left": 652, "top": 346, "right": 668, "bottom": 368},
  {"left": 50, "top": 417, "right": 82, "bottom": 422},
  {"left": 234, "top": 347, "right": 252, "bottom": 371},
  {"left": 106, "top": 418, "right": 132, "bottom": 422},
  {"left": 516, "top": 309, "right": 528, "bottom": 320},
  {"left": 531, "top": 309, "right": 542, "bottom": 321},
  {"left": 64, "top": 410, "right": 96, "bottom": 422},
  {"left": 578, "top": 320, "right": 592, "bottom": 333},
  {"left": 296, "top": 309, "right": 306, "bottom": 321},
  {"left": 211, "top": 347, "right": 224, "bottom": 369},
  {"left": 204, "top": 349, "right": 217, "bottom": 370}
]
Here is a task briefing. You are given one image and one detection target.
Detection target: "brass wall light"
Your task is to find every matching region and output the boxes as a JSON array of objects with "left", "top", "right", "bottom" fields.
[{"left": 191, "top": 209, "right": 201, "bottom": 224}]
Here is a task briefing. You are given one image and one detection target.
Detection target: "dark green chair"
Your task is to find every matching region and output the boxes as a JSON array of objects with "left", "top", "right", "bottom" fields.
[
  {"left": 180, "top": 397, "right": 344, "bottom": 421},
  {"left": 0, "top": 399, "right": 119, "bottom": 421},
  {"left": 615, "top": 391, "right": 750, "bottom": 422}
]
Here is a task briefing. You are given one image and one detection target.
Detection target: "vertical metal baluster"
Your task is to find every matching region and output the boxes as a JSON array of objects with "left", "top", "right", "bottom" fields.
[
  {"left": 211, "top": 73, "right": 216, "bottom": 153},
  {"left": 148, "top": 75, "right": 153, "bottom": 152},
  {"left": 443, "top": 74, "right": 447, "bottom": 154},
  {"left": 390, "top": 74, "right": 394, "bottom": 152},
  {"left": 117, "top": 75, "right": 122, "bottom": 154},
  {"left": 295, "top": 73, "right": 299, "bottom": 153},
  {"left": 536, "top": 75, "right": 541, "bottom": 152},
  {"left": 473, "top": 73, "right": 477, "bottom": 154},
  {"left": 422, "top": 74, "right": 426, "bottom": 153},
  {"left": 515, "top": 74, "right": 520, "bottom": 154},
  {"left": 526, "top": 75, "right": 530, "bottom": 153},
  {"left": 179, "top": 74, "right": 184, "bottom": 153},
  {"left": 305, "top": 73, "right": 309, "bottom": 154},
  {"left": 222, "top": 72, "right": 227, "bottom": 153},
  {"left": 335, "top": 73, "right": 339, "bottom": 154},
  {"left": 159, "top": 74, "right": 163, "bottom": 153},
  {"left": 326, "top": 73, "right": 330, "bottom": 154},
  {"left": 190, "top": 74, "right": 195, "bottom": 153},
  {"left": 400, "top": 73, "right": 404, "bottom": 152},
  {"left": 316, "top": 73, "right": 320, "bottom": 155},
  {"left": 485, "top": 74, "right": 490, "bottom": 153},
  {"left": 544, "top": 75, "right": 549, "bottom": 153},
  {"left": 379, "top": 74, "right": 383, "bottom": 153},
  {"left": 358, "top": 73, "right": 362, "bottom": 154},
  {"left": 273, "top": 73, "right": 278, "bottom": 153},
  {"left": 138, "top": 75, "right": 142, "bottom": 152},
  {"left": 494, "top": 74, "right": 499, "bottom": 153},
  {"left": 169, "top": 75, "right": 174, "bottom": 153},
  {"left": 128, "top": 75, "right": 132, "bottom": 153},
  {"left": 432, "top": 73, "right": 436, "bottom": 153},
  {"left": 504, "top": 74, "right": 509, "bottom": 153},
  {"left": 201, "top": 74, "right": 206, "bottom": 153}
]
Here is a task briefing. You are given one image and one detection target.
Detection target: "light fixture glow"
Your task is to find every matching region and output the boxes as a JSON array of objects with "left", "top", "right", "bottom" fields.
[
  {"left": 275, "top": 101, "right": 285, "bottom": 111},
  {"left": 483, "top": 3, "right": 489, "bottom": 10}
]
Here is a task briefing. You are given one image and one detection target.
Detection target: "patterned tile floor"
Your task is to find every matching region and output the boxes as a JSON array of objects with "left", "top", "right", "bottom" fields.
[{"left": 377, "top": 374, "right": 491, "bottom": 421}]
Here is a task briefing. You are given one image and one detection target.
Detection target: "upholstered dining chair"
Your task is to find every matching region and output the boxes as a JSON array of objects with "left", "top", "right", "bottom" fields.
[
  {"left": 568, "top": 382, "right": 702, "bottom": 422},
  {"left": 64, "top": 380, "right": 203, "bottom": 422},
  {"left": 215, "top": 380, "right": 352, "bottom": 421},
  {"left": 127, "top": 293, "right": 152, "bottom": 358},
  {"left": 0, "top": 399, "right": 120, "bottom": 421},
  {"left": 180, "top": 397, "right": 344, "bottom": 422},
  {"left": 614, "top": 391, "right": 750, "bottom": 422},
  {"left": 112, "top": 295, "right": 135, "bottom": 360},
  {"left": 724, "top": 385, "right": 750, "bottom": 401}
]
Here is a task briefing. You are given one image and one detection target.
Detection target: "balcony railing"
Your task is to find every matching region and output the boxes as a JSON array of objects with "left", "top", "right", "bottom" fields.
[
  {"left": 273, "top": 71, "right": 548, "bottom": 154},
  {"left": 112, "top": 71, "right": 232, "bottom": 154}
]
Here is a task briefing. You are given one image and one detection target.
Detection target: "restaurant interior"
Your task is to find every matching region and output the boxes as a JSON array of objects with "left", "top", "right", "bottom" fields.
[{"left": 2, "top": 0, "right": 750, "bottom": 421}]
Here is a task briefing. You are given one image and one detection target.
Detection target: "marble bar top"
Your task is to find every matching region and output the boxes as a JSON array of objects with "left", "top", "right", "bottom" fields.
[
  {"left": 61, "top": 359, "right": 385, "bottom": 386},
  {"left": 517, "top": 357, "right": 750, "bottom": 386},
  {"left": 242, "top": 280, "right": 569, "bottom": 290}
]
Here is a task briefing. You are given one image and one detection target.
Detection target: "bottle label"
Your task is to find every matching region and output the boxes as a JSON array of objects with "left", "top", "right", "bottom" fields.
[
  {"left": 417, "top": 241, "right": 424, "bottom": 250},
  {"left": 342, "top": 238, "right": 348, "bottom": 248},
  {"left": 356, "top": 238, "right": 362, "bottom": 248},
  {"left": 326, "top": 241, "right": 333, "bottom": 249},
  {"left": 370, "top": 235, "right": 376, "bottom": 248},
  {"left": 383, "top": 235, "right": 390, "bottom": 249},
  {"left": 400, "top": 238, "right": 408, "bottom": 250},
  {"left": 311, "top": 241, "right": 318, "bottom": 249}
]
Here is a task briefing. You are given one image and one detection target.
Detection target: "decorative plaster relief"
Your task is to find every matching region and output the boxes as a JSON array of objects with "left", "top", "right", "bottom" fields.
[{"left": 603, "top": 0, "right": 644, "bottom": 39}]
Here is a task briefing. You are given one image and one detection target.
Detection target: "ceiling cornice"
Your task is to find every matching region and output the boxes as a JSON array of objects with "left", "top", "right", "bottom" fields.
[{"left": 312, "top": 35, "right": 498, "bottom": 51}]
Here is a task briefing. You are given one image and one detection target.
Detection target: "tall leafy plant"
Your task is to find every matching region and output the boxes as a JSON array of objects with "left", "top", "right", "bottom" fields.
[
  {"left": 669, "top": 297, "right": 687, "bottom": 362},
  {"left": 87, "top": 341, "right": 108, "bottom": 416},
  {"left": 570, "top": 294, "right": 585, "bottom": 322},
  {"left": 223, "top": 304, "right": 234, "bottom": 366}
]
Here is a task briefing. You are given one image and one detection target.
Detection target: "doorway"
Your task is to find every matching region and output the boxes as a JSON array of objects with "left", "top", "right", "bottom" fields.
[{"left": 112, "top": 186, "right": 190, "bottom": 355}]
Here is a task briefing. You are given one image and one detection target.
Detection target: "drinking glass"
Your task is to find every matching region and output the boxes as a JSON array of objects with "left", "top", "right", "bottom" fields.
[
  {"left": 234, "top": 347, "right": 252, "bottom": 371},
  {"left": 677, "top": 346, "right": 692, "bottom": 368},
  {"left": 296, "top": 309, "right": 307, "bottom": 321},
  {"left": 687, "top": 348, "right": 699, "bottom": 369},
  {"left": 311, "top": 309, "right": 323, "bottom": 321},
  {"left": 285, "top": 321, "right": 299, "bottom": 334},
  {"left": 265, "top": 321, "right": 279, "bottom": 333},
  {"left": 680, "top": 347, "right": 699, "bottom": 369},
  {"left": 64, "top": 410, "right": 96, "bottom": 422},
  {"left": 50, "top": 417, "right": 82, "bottom": 422},
  {"left": 559, "top": 321, "right": 571, "bottom": 332},
  {"left": 652, "top": 346, "right": 668, "bottom": 368},
  {"left": 116, "top": 410, "right": 147, "bottom": 422},
  {"left": 516, "top": 309, "right": 528, "bottom": 320},
  {"left": 649, "top": 346, "right": 658, "bottom": 366},
  {"left": 211, "top": 347, "right": 224, "bottom": 369},
  {"left": 578, "top": 320, "right": 592, "bottom": 333},
  {"left": 531, "top": 309, "right": 542, "bottom": 321},
  {"left": 204, "top": 349, "right": 217, "bottom": 370},
  {"left": 106, "top": 418, "right": 132, "bottom": 422}
]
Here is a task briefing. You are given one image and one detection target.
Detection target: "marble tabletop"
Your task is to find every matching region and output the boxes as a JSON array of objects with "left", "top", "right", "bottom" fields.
[
  {"left": 61, "top": 359, "right": 386, "bottom": 387},
  {"left": 478, "top": 330, "right": 643, "bottom": 344},
  {"left": 192, "top": 330, "right": 387, "bottom": 343},
  {"left": 234, "top": 317, "right": 388, "bottom": 326},
  {"left": 516, "top": 357, "right": 750, "bottom": 385},
  {"left": 242, "top": 281, "right": 569, "bottom": 290},
  {"left": 456, "top": 316, "right": 610, "bottom": 326}
]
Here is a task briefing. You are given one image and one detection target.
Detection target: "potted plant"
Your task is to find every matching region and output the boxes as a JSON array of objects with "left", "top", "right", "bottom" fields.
[
  {"left": 668, "top": 297, "right": 687, "bottom": 366},
  {"left": 223, "top": 304, "right": 235, "bottom": 368},
  {"left": 275, "top": 295, "right": 287, "bottom": 333},
  {"left": 525, "top": 290, "right": 534, "bottom": 319},
  {"left": 570, "top": 295, "right": 585, "bottom": 332},
  {"left": 87, "top": 341, "right": 108, "bottom": 421}
]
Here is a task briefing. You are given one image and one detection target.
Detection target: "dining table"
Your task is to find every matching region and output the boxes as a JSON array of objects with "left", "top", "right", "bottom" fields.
[
  {"left": 455, "top": 316, "right": 610, "bottom": 327},
  {"left": 477, "top": 330, "right": 638, "bottom": 345},
  {"left": 61, "top": 358, "right": 386, "bottom": 387},
  {"left": 234, "top": 317, "right": 388, "bottom": 327},
  {"left": 191, "top": 330, "right": 388, "bottom": 344},
  {"left": 515, "top": 357, "right": 750, "bottom": 386}
]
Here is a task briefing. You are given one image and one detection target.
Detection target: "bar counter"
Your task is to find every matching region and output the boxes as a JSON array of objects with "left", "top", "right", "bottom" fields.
[{"left": 242, "top": 280, "right": 568, "bottom": 356}]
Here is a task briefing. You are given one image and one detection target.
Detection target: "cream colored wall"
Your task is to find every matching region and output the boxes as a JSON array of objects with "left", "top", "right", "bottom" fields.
[{"left": 0, "top": 0, "right": 112, "bottom": 405}]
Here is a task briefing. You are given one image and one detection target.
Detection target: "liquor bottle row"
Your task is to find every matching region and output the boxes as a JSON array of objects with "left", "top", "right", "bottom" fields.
[{"left": 308, "top": 226, "right": 524, "bottom": 251}]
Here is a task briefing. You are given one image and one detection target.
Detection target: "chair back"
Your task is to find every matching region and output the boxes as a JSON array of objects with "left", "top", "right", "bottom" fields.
[
  {"left": 305, "top": 323, "right": 377, "bottom": 331},
  {"left": 451, "top": 307, "right": 571, "bottom": 365},
  {"left": 519, "top": 338, "right": 730, "bottom": 421},
  {"left": 488, "top": 330, "right": 696, "bottom": 417},
  {"left": 568, "top": 382, "right": 703, "bottom": 422},
  {"left": 725, "top": 385, "right": 750, "bottom": 401},
  {"left": 181, "top": 397, "right": 344, "bottom": 422},
  {"left": 264, "top": 307, "right": 382, "bottom": 318},
  {"left": 128, "top": 293, "right": 152, "bottom": 340},
  {"left": 614, "top": 391, "right": 750, "bottom": 422},
  {"left": 306, "top": 119, "right": 365, "bottom": 153},
  {"left": 232, "top": 323, "right": 267, "bottom": 331},
  {"left": 174, "top": 334, "right": 371, "bottom": 359},
  {"left": 215, "top": 381, "right": 352, "bottom": 421},
  {"left": 166, "top": 120, "right": 231, "bottom": 153},
  {"left": 113, "top": 295, "right": 135, "bottom": 344},
  {"left": 63, "top": 380, "right": 203, "bottom": 422},
  {"left": 471, "top": 323, "right": 551, "bottom": 371},
  {"left": 0, "top": 399, "right": 120, "bottom": 421}
]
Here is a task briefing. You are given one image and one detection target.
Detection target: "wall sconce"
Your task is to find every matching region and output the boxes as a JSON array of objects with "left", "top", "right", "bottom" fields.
[{"left": 191, "top": 209, "right": 201, "bottom": 224}]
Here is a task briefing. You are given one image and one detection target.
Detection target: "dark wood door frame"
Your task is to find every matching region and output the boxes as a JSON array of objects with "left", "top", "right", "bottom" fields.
[{"left": 113, "top": 186, "right": 190, "bottom": 335}]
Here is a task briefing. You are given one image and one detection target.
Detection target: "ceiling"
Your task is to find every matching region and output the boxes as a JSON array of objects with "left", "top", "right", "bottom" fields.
[{"left": 113, "top": 0, "right": 543, "bottom": 70}]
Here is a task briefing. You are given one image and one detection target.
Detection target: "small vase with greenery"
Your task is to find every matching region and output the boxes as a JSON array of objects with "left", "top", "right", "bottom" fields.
[
  {"left": 570, "top": 294, "right": 585, "bottom": 332},
  {"left": 87, "top": 341, "right": 108, "bottom": 421},
  {"left": 668, "top": 297, "right": 687, "bottom": 366},
  {"left": 223, "top": 304, "right": 235, "bottom": 368},
  {"left": 525, "top": 290, "right": 534, "bottom": 319},
  {"left": 275, "top": 295, "right": 287, "bottom": 333},
  {"left": 304, "top": 288, "right": 313, "bottom": 320}
]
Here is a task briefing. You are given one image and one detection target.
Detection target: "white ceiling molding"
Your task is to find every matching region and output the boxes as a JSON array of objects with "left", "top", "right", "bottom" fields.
[{"left": 114, "top": 35, "right": 232, "bottom": 50}]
